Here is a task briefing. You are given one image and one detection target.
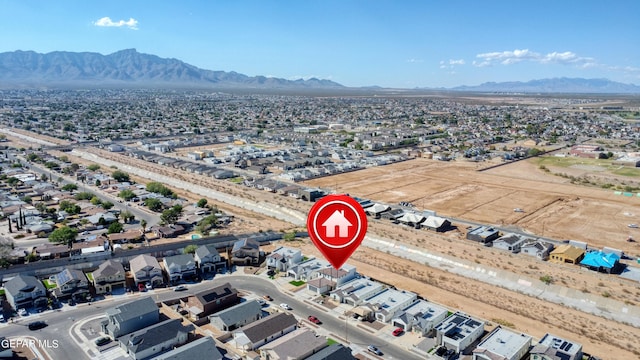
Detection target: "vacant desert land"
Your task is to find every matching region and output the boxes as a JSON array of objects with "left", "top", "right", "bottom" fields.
[{"left": 305, "top": 158, "right": 640, "bottom": 256}]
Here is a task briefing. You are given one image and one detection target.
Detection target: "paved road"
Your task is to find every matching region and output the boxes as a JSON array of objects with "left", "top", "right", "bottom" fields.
[{"left": 0, "top": 274, "right": 422, "bottom": 360}]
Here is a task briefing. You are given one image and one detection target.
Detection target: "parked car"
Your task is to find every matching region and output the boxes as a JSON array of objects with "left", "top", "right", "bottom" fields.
[
  {"left": 28, "top": 321, "right": 47, "bottom": 330},
  {"left": 629, "top": 224, "right": 639, "bottom": 229},
  {"left": 367, "top": 345, "right": 383, "bottom": 356},
  {"left": 263, "top": 295, "right": 273, "bottom": 301},
  {"left": 392, "top": 327, "right": 404, "bottom": 336},
  {"left": 95, "top": 336, "right": 111, "bottom": 346},
  {"left": 267, "top": 269, "right": 276, "bottom": 276},
  {"left": 145, "top": 282, "right": 153, "bottom": 290},
  {"left": 18, "top": 308, "right": 28, "bottom": 316},
  {"left": 279, "top": 303, "right": 291, "bottom": 310},
  {"left": 308, "top": 315, "right": 321, "bottom": 324},
  {"left": 173, "top": 285, "right": 188, "bottom": 292},
  {"left": 0, "top": 314, "right": 4, "bottom": 322}
]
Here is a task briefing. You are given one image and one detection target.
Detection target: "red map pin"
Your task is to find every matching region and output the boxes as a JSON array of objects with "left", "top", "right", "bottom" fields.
[{"left": 307, "top": 194, "right": 368, "bottom": 269}]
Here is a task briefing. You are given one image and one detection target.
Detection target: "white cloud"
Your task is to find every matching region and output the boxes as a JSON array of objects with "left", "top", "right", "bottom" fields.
[
  {"left": 93, "top": 17, "right": 139, "bottom": 30},
  {"left": 474, "top": 49, "right": 595, "bottom": 67},
  {"left": 440, "top": 59, "right": 465, "bottom": 70},
  {"left": 407, "top": 58, "right": 423, "bottom": 63}
]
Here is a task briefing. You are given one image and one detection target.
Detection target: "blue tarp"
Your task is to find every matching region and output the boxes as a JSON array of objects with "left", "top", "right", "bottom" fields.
[{"left": 580, "top": 251, "right": 620, "bottom": 269}]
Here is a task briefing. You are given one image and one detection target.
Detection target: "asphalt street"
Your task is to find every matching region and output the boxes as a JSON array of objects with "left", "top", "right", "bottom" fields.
[{"left": 0, "top": 274, "right": 423, "bottom": 360}]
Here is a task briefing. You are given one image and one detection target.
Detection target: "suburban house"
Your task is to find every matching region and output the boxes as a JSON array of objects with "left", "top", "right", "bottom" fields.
[
  {"left": 119, "top": 318, "right": 195, "bottom": 360},
  {"left": 398, "top": 212, "right": 426, "bottom": 228},
  {"left": 90, "top": 259, "right": 126, "bottom": 295},
  {"left": 151, "top": 224, "right": 186, "bottom": 238},
  {"left": 549, "top": 245, "right": 585, "bottom": 264},
  {"left": 492, "top": 233, "right": 530, "bottom": 253},
  {"left": 466, "top": 226, "right": 500, "bottom": 243},
  {"left": 423, "top": 215, "right": 451, "bottom": 232},
  {"left": 53, "top": 268, "right": 90, "bottom": 301},
  {"left": 520, "top": 239, "right": 554, "bottom": 260},
  {"left": 330, "top": 277, "right": 385, "bottom": 306},
  {"left": 391, "top": 299, "right": 448, "bottom": 337},
  {"left": 305, "top": 344, "right": 356, "bottom": 360},
  {"left": 266, "top": 246, "right": 303, "bottom": 272},
  {"left": 579, "top": 250, "right": 621, "bottom": 274},
  {"left": 208, "top": 300, "right": 263, "bottom": 332},
  {"left": 287, "top": 258, "right": 332, "bottom": 281},
  {"left": 307, "top": 264, "right": 357, "bottom": 295},
  {"left": 86, "top": 211, "right": 118, "bottom": 225},
  {"left": 530, "top": 333, "right": 583, "bottom": 360},
  {"left": 258, "top": 328, "right": 328, "bottom": 360},
  {"left": 108, "top": 229, "right": 143, "bottom": 244},
  {"left": 150, "top": 336, "right": 223, "bottom": 360},
  {"left": 231, "top": 238, "right": 261, "bottom": 265},
  {"left": 194, "top": 244, "right": 225, "bottom": 273},
  {"left": 232, "top": 313, "right": 298, "bottom": 351},
  {"left": 472, "top": 326, "right": 532, "bottom": 360},
  {"left": 435, "top": 312, "right": 485, "bottom": 354},
  {"left": 102, "top": 297, "right": 160, "bottom": 338},
  {"left": 364, "top": 203, "right": 390, "bottom": 217},
  {"left": 163, "top": 254, "right": 197, "bottom": 283},
  {"left": 4, "top": 274, "right": 48, "bottom": 310},
  {"left": 130, "top": 254, "right": 164, "bottom": 287},
  {"left": 365, "top": 288, "right": 418, "bottom": 323},
  {"left": 183, "top": 282, "right": 239, "bottom": 320}
]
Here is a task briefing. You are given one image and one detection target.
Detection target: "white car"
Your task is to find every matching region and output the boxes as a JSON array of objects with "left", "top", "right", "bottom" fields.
[
  {"left": 628, "top": 224, "right": 639, "bottom": 229},
  {"left": 279, "top": 303, "right": 291, "bottom": 310},
  {"left": 0, "top": 314, "right": 5, "bottom": 322},
  {"left": 18, "top": 308, "right": 28, "bottom": 316}
]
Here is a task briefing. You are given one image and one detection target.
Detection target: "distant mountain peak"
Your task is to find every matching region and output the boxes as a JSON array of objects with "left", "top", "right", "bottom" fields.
[
  {"left": 0, "top": 49, "right": 344, "bottom": 89},
  {"left": 452, "top": 77, "right": 640, "bottom": 94}
]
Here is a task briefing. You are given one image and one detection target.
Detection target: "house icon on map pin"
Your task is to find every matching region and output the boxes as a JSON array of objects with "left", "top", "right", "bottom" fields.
[{"left": 322, "top": 210, "right": 352, "bottom": 238}]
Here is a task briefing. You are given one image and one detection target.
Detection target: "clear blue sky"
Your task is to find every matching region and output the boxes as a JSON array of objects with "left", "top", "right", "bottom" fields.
[{"left": 1, "top": 1, "right": 639, "bottom": 88}]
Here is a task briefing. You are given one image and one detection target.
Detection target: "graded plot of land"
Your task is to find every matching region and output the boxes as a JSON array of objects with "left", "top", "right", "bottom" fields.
[{"left": 304, "top": 158, "right": 640, "bottom": 254}]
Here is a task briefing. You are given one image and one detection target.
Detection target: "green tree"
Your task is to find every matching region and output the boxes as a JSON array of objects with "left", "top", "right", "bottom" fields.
[
  {"left": 59, "top": 200, "right": 81, "bottom": 214},
  {"left": 197, "top": 198, "right": 208, "bottom": 208},
  {"left": 140, "top": 219, "right": 147, "bottom": 233},
  {"left": 90, "top": 196, "right": 102, "bottom": 206},
  {"left": 107, "top": 221, "right": 124, "bottom": 234},
  {"left": 184, "top": 244, "right": 198, "bottom": 254},
  {"left": 40, "top": 173, "right": 48, "bottom": 182},
  {"left": 87, "top": 164, "right": 101, "bottom": 171},
  {"left": 118, "top": 189, "right": 136, "bottom": 201},
  {"left": 112, "top": 170, "right": 130, "bottom": 182},
  {"left": 20, "top": 196, "right": 32, "bottom": 204},
  {"left": 120, "top": 210, "right": 135, "bottom": 223},
  {"left": 283, "top": 231, "right": 297, "bottom": 241},
  {"left": 95, "top": 179, "right": 101, "bottom": 187},
  {"left": 62, "top": 183, "right": 78, "bottom": 192},
  {"left": 146, "top": 182, "right": 175, "bottom": 198},
  {"left": 144, "top": 198, "right": 163, "bottom": 212},
  {"left": 101, "top": 201, "right": 114, "bottom": 210},
  {"left": 195, "top": 214, "right": 218, "bottom": 234},
  {"left": 48, "top": 226, "right": 78, "bottom": 248},
  {"left": 160, "top": 205, "right": 183, "bottom": 225},
  {"left": 74, "top": 192, "right": 93, "bottom": 201}
]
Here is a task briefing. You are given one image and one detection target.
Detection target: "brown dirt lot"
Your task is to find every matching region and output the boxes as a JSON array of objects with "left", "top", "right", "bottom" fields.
[{"left": 304, "top": 158, "right": 640, "bottom": 255}]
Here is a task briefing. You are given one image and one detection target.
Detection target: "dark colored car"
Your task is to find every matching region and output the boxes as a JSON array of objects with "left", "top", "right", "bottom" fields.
[
  {"left": 28, "top": 321, "right": 47, "bottom": 330},
  {"left": 267, "top": 269, "right": 276, "bottom": 276},
  {"left": 263, "top": 295, "right": 273, "bottom": 301},
  {"left": 95, "top": 336, "right": 111, "bottom": 346},
  {"left": 308, "top": 315, "right": 321, "bottom": 324}
]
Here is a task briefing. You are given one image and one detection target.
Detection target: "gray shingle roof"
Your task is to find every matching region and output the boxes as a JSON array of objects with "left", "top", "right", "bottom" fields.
[
  {"left": 305, "top": 344, "right": 356, "bottom": 360},
  {"left": 209, "top": 300, "right": 261, "bottom": 326},
  {"left": 4, "top": 274, "right": 45, "bottom": 296},
  {"left": 130, "top": 254, "right": 160, "bottom": 273},
  {"left": 122, "top": 318, "right": 194, "bottom": 354},
  {"left": 237, "top": 312, "right": 297, "bottom": 343},
  {"left": 196, "top": 282, "right": 237, "bottom": 305},
  {"left": 150, "top": 336, "right": 222, "bottom": 360},
  {"left": 195, "top": 244, "right": 219, "bottom": 260},
  {"left": 105, "top": 297, "right": 158, "bottom": 324},
  {"left": 93, "top": 259, "right": 125, "bottom": 278}
]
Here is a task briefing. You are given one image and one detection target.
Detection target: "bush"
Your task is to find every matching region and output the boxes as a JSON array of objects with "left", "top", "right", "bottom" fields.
[{"left": 540, "top": 275, "right": 554, "bottom": 285}]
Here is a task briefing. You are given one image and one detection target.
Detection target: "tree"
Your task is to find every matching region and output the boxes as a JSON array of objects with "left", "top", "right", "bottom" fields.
[
  {"left": 112, "top": 170, "right": 130, "bottom": 182},
  {"left": 48, "top": 226, "right": 78, "bottom": 248},
  {"left": 101, "top": 201, "right": 114, "bottom": 210},
  {"left": 107, "top": 221, "right": 123, "bottom": 234},
  {"left": 140, "top": 219, "right": 147, "bottom": 233},
  {"left": 90, "top": 196, "right": 102, "bottom": 206},
  {"left": 40, "top": 173, "right": 48, "bottom": 182},
  {"left": 95, "top": 179, "right": 101, "bottom": 187},
  {"left": 118, "top": 189, "right": 136, "bottom": 201},
  {"left": 144, "top": 198, "right": 163, "bottom": 212},
  {"left": 161, "top": 205, "right": 183, "bottom": 225},
  {"left": 74, "top": 192, "right": 93, "bottom": 201},
  {"left": 59, "top": 200, "right": 81, "bottom": 214},
  {"left": 87, "top": 164, "right": 100, "bottom": 171},
  {"left": 195, "top": 214, "right": 218, "bottom": 234},
  {"left": 197, "top": 198, "right": 208, "bottom": 208},
  {"left": 283, "top": 231, "right": 297, "bottom": 241},
  {"left": 61, "top": 183, "right": 78, "bottom": 192},
  {"left": 120, "top": 210, "right": 135, "bottom": 223},
  {"left": 184, "top": 244, "right": 198, "bottom": 254}
]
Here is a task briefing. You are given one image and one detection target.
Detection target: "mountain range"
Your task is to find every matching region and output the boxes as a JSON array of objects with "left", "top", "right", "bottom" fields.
[
  {"left": 0, "top": 49, "right": 638, "bottom": 93},
  {"left": 0, "top": 49, "right": 343, "bottom": 89}
]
